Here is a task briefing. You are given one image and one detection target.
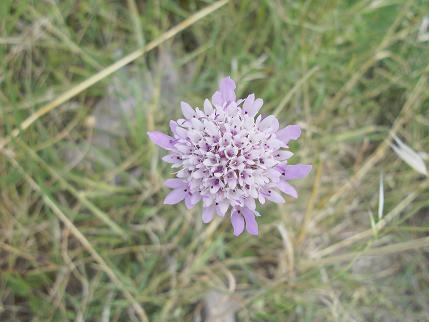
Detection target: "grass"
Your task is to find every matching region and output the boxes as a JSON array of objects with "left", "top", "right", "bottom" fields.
[{"left": 1, "top": 0, "right": 429, "bottom": 321}]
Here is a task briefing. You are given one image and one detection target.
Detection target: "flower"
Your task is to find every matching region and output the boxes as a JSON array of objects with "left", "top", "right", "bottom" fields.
[{"left": 148, "top": 77, "right": 311, "bottom": 236}]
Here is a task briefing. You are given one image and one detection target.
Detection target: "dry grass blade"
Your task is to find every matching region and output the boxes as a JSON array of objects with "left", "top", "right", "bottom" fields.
[
  {"left": 313, "top": 179, "right": 429, "bottom": 258},
  {"left": 277, "top": 224, "right": 295, "bottom": 279},
  {"left": 3, "top": 151, "right": 149, "bottom": 322},
  {"left": 391, "top": 136, "right": 428, "bottom": 176},
  {"left": 295, "top": 161, "right": 322, "bottom": 246},
  {"left": 127, "top": 0, "right": 145, "bottom": 48},
  {"left": 301, "top": 236, "right": 429, "bottom": 269},
  {"left": 418, "top": 16, "right": 429, "bottom": 42},
  {"left": 0, "top": 0, "right": 229, "bottom": 151},
  {"left": 378, "top": 172, "right": 384, "bottom": 221}
]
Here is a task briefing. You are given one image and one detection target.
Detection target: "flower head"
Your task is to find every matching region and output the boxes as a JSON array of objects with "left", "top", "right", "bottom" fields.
[{"left": 148, "top": 77, "right": 311, "bottom": 236}]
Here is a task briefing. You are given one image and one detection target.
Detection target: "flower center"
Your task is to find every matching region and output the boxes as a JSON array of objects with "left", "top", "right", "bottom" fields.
[{"left": 174, "top": 105, "right": 279, "bottom": 206}]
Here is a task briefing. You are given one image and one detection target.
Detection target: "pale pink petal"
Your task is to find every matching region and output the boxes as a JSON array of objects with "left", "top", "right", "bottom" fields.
[
  {"left": 202, "top": 207, "right": 214, "bottom": 223},
  {"left": 203, "top": 197, "right": 213, "bottom": 207},
  {"left": 211, "top": 91, "right": 223, "bottom": 106},
  {"left": 162, "top": 155, "right": 181, "bottom": 164},
  {"left": 184, "top": 194, "right": 193, "bottom": 209},
  {"left": 204, "top": 98, "right": 213, "bottom": 115},
  {"left": 175, "top": 144, "right": 191, "bottom": 154},
  {"left": 190, "top": 193, "right": 201, "bottom": 205},
  {"left": 278, "top": 181, "right": 298, "bottom": 198},
  {"left": 163, "top": 188, "right": 186, "bottom": 204},
  {"left": 258, "top": 193, "right": 266, "bottom": 204},
  {"left": 243, "top": 94, "right": 255, "bottom": 110},
  {"left": 244, "top": 198, "right": 256, "bottom": 210},
  {"left": 147, "top": 131, "right": 175, "bottom": 150},
  {"left": 219, "top": 76, "right": 236, "bottom": 103},
  {"left": 195, "top": 107, "right": 205, "bottom": 118},
  {"left": 177, "top": 118, "right": 187, "bottom": 126},
  {"left": 174, "top": 126, "right": 188, "bottom": 139},
  {"left": 216, "top": 200, "right": 229, "bottom": 216},
  {"left": 276, "top": 125, "right": 301, "bottom": 144},
  {"left": 243, "top": 97, "right": 263, "bottom": 117},
  {"left": 181, "top": 101, "right": 195, "bottom": 119},
  {"left": 192, "top": 170, "right": 204, "bottom": 179},
  {"left": 231, "top": 210, "right": 245, "bottom": 236},
  {"left": 283, "top": 164, "right": 312, "bottom": 180},
  {"left": 243, "top": 208, "right": 258, "bottom": 235},
  {"left": 265, "top": 190, "right": 285, "bottom": 203},
  {"left": 190, "top": 118, "right": 203, "bottom": 130},
  {"left": 268, "top": 138, "right": 284, "bottom": 150},
  {"left": 164, "top": 179, "right": 187, "bottom": 189},
  {"left": 275, "top": 151, "right": 294, "bottom": 160},
  {"left": 259, "top": 115, "right": 279, "bottom": 132},
  {"left": 169, "top": 120, "right": 178, "bottom": 134},
  {"left": 204, "top": 121, "right": 218, "bottom": 136}
]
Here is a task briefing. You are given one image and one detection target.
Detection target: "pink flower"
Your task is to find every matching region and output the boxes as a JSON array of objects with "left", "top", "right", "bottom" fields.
[{"left": 148, "top": 77, "right": 311, "bottom": 236}]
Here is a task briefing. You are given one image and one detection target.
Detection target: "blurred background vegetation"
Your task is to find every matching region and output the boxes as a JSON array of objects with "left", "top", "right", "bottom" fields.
[{"left": 1, "top": 0, "right": 429, "bottom": 321}]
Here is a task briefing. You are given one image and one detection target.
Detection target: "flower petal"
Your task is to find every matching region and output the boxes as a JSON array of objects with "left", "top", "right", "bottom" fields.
[
  {"left": 276, "top": 125, "right": 301, "bottom": 144},
  {"left": 190, "top": 118, "right": 204, "bottom": 130},
  {"left": 243, "top": 96, "right": 263, "bottom": 117},
  {"left": 181, "top": 101, "right": 195, "bottom": 119},
  {"left": 278, "top": 180, "right": 298, "bottom": 198},
  {"left": 244, "top": 198, "right": 256, "bottom": 210},
  {"left": 258, "top": 193, "right": 266, "bottom": 204},
  {"left": 184, "top": 194, "right": 193, "bottom": 209},
  {"left": 283, "top": 164, "right": 312, "bottom": 180},
  {"left": 162, "top": 154, "right": 181, "bottom": 164},
  {"left": 169, "top": 120, "right": 178, "bottom": 134},
  {"left": 202, "top": 207, "right": 214, "bottom": 223},
  {"left": 216, "top": 200, "right": 229, "bottom": 216},
  {"left": 231, "top": 210, "right": 245, "bottom": 236},
  {"left": 164, "top": 179, "right": 187, "bottom": 189},
  {"left": 204, "top": 98, "right": 213, "bottom": 115},
  {"left": 175, "top": 144, "right": 191, "bottom": 154},
  {"left": 243, "top": 94, "right": 255, "bottom": 110},
  {"left": 190, "top": 193, "right": 201, "bottom": 205},
  {"left": 203, "top": 197, "right": 213, "bottom": 207},
  {"left": 174, "top": 126, "right": 188, "bottom": 139},
  {"left": 243, "top": 208, "right": 258, "bottom": 235},
  {"left": 163, "top": 188, "right": 186, "bottom": 205},
  {"left": 147, "top": 131, "right": 175, "bottom": 150},
  {"left": 265, "top": 190, "right": 285, "bottom": 203},
  {"left": 204, "top": 120, "right": 219, "bottom": 136},
  {"left": 268, "top": 138, "right": 284, "bottom": 150},
  {"left": 275, "top": 151, "right": 294, "bottom": 160},
  {"left": 211, "top": 91, "right": 223, "bottom": 106},
  {"left": 258, "top": 115, "right": 279, "bottom": 132},
  {"left": 219, "top": 76, "right": 236, "bottom": 103}
]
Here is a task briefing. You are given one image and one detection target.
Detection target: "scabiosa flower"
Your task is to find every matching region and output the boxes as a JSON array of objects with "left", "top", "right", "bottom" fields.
[{"left": 148, "top": 77, "right": 311, "bottom": 236}]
